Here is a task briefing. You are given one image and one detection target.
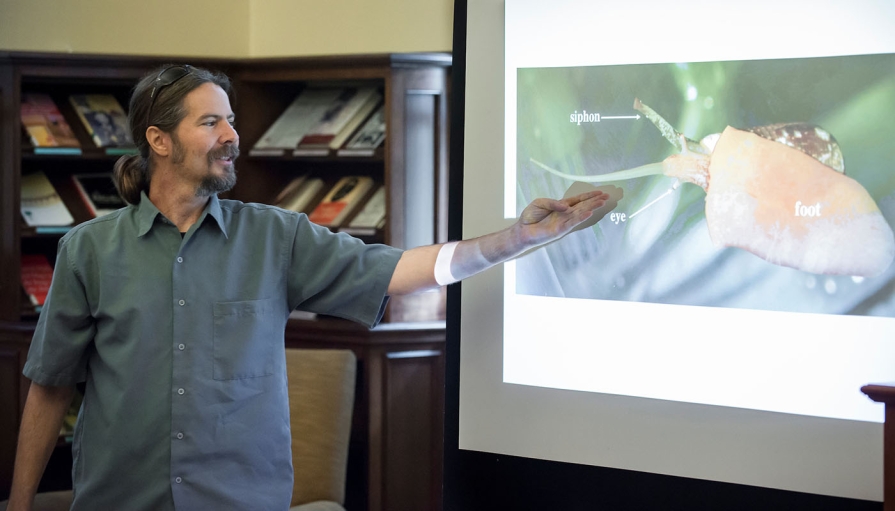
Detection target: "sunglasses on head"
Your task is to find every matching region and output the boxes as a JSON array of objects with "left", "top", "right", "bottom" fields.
[{"left": 146, "top": 65, "right": 192, "bottom": 126}]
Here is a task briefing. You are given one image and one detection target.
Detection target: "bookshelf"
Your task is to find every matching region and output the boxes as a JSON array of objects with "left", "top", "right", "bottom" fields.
[{"left": 0, "top": 52, "right": 450, "bottom": 510}]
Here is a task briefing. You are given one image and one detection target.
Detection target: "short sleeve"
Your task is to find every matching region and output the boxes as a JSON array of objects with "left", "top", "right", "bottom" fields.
[
  {"left": 23, "top": 237, "right": 96, "bottom": 386},
  {"left": 286, "top": 215, "right": 403, "bottom": 328}
]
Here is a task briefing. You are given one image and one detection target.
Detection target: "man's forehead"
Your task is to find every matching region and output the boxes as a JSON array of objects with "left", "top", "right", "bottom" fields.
[{"left": 182, "top": 82, "right": 233, "bottom": 116}]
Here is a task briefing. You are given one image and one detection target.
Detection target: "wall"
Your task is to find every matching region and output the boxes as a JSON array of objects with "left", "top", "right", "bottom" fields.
[
  {"left": 248, "top": 0, "right": 453, "bottom": 56},
  {"left": 0, "top": 0, "right": 453, "bottom": 57},
  {"left": 0, "top": 0, "right": 250, "bottom": 57}
]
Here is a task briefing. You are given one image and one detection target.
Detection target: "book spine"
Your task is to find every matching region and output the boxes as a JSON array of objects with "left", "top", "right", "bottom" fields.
[
  {"left": 292, "top": 148, "right": 331, "bottom": 157},
  {"left": 71, "top": 175, "right": 98, "bottom": 218},
  {"left": 336, "top": 149, "right": 376, "bottom": 157},
  {"left": 338, "top": 226, "right": 378, "bottom": 236},
  {"left": 249, "top": 148, "right": 287, "bottom": 157},
  {"left": 20, "top": 254, "right": 54, "bottom": 306}
]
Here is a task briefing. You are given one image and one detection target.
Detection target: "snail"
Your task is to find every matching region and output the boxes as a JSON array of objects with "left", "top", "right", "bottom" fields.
[{"left": 532, "top": 99, "right": 895, "bottom": 277}]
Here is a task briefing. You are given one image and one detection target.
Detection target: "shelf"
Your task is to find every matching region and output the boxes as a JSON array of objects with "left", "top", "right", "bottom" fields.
[
  {"left": 23, "top": 147, "right": 138, "bottom": 160},
  {"left": 21, "top": 225, "right": 72, "bottom": 237},
  {"left": 247, "top": 146, "right": 385, "bottom": 161}
]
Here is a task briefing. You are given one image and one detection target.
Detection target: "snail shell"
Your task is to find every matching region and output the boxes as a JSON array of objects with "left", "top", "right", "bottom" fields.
[{"left": 744, "top": 123, "right": 844, "bottom": 174}]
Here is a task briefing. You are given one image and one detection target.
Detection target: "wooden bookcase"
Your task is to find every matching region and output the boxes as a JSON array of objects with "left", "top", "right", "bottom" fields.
[
  {"left": 230, "top": 54, "right": 451, "bottom": 323},
  {"left": 0, "top": 52, "right": 449, "bottom": 511}
]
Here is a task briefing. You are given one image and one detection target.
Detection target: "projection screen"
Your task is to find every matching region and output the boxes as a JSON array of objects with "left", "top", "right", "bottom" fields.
[{"left": 457, "top": 0, "right": 895, "bottom": 502}]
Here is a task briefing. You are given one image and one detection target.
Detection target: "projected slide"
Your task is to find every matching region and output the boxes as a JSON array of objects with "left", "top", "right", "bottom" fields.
[{"left": 516, "top": 54, "right": 895, "bottom": 317}]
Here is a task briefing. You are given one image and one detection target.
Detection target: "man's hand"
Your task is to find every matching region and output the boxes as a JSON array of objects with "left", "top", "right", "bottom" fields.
[{"left": 517, "top": 190, "right": 610, "bottom": 246}]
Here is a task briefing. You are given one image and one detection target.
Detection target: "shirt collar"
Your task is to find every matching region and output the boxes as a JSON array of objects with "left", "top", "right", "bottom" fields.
[
  {"left": 136, "top": 192, "right": 228, "bottom": 239},
  {"left": 204, "top": 194, "right": 228, "bottom": 238}
]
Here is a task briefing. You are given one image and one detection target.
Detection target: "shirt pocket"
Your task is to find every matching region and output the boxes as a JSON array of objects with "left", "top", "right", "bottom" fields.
[{"left": 213, "top": 299, "right": 279, "bottom": 380}]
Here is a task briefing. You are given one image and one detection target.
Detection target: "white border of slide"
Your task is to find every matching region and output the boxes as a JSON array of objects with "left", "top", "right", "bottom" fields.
[{"left": 504, "top": 262, "right": 895, "bottom": 423}]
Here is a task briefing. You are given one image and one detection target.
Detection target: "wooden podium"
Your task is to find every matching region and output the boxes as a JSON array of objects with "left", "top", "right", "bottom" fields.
[{"left": 862, "top": 383, "right": 895, "bottom": 511}]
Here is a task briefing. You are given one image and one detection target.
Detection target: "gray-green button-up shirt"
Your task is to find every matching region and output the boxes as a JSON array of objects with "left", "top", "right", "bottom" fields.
[{"left": 23, "top": 193, "right": 403, "bottom": 510}]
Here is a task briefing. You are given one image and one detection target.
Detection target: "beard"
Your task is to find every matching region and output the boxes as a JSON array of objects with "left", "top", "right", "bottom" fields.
[
  {"left": 196, "top": 170, "right": 237, "bottom": 196},
  {"left": 197, "top": 143, "right": 239, "bottom": 196},
  {"left": 171, "top": 138, "right": 240, "bottom": 197}
]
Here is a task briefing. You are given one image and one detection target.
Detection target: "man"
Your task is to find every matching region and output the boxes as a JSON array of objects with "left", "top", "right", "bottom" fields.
[{"left": 7, "top": 65, "right": 608, "bottom": 510}]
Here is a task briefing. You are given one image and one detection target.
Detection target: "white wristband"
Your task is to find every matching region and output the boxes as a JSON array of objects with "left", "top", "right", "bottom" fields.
[{"left": 434, "top": 241, "right": 460, "bottom": 286}]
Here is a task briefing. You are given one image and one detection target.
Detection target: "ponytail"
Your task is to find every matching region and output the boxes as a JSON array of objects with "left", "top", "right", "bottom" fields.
[{"left": 113, "top": 154, "right": 149, "bottom": 205}]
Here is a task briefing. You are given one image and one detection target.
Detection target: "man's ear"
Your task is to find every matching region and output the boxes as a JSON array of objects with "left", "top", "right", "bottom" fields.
[{"left": 145, "top": 126, "right": 171, "bottom": 157}]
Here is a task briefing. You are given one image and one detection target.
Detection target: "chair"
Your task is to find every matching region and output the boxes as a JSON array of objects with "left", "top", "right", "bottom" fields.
[{"left": 286, "top": 348, "right": 357, "bottom": 511}]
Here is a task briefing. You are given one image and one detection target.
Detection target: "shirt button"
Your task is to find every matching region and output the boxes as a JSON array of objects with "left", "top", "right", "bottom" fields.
[
  {"left": 177, "top": 257, "right": 183, "bottom": 263},
  {"left": 175, "top": 477, "right": 182, "bottom": 484},
  {"left": 178, "top": 344, "right": 185, "bottom": 351},
  {"left": 176, "top": 432, "right": 184, "bottom": 439},
  {"left": 177, "top": 388, "right": 185, "bottom": 395},
  {"left": 178, "top": 299, "right": 185, "bottom": 306}
]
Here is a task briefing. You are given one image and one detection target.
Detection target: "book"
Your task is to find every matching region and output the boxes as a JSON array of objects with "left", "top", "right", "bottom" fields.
[
  {"left": 251, "top": 88, "right": 353, "bottom": 155},
  {"left": 273, "top": 174, "right": 308, "bottom": 204},
  {"left": 60, "top": 391, "right": 83, "bottom": 440},
  {"left": 327, "top": 96, "right": 382, "bottom": 151},
  {"left": 274, "top": 176, "right": 326, "bottom": 214},
  {"left": 20, "top": 171, "right": 74, "bottom": 227},
  {"left": 68, "top": 94, "right": 133, "bottom": 147},
  {"left": 338, "top": 105, "right": 386, "bottom": 157},
  {"left": 20, "top": 93, "right": 80, "bottom": 148},
  {"left": 294, "top": 88, "right": 381, "bottom": 155},
  {"left": 288, "top": 309, "right": 318, "bottom": 321},
  {"left": 20, "top": 254, "right": 54, "bottom": 307},
  {"left": 340, "top": 186, "right": 386, "bottom": 236},
  {"left": 308, "top": 176, "right": 375, "bottom": 228},
  {"left": 71, "top": 173, "right": 126, "bottom": 217}
]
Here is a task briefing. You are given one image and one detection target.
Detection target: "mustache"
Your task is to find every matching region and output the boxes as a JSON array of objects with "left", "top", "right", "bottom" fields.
[{"left": 208, "top": 144, "right": 240, "bottom": 161}]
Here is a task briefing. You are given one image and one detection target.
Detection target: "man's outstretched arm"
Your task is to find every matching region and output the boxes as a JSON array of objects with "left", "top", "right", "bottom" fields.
[{"left": 388, "top": 190, "right": 609, "bottom": 296}]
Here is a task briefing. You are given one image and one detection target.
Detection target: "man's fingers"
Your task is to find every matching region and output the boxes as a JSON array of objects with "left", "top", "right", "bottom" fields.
[
  {"left": 538, "top": 198, "right": 570, "bottom": 212},
  {"left": 563, "top": 191, "right": 596, "bottom": 207},
  {"left": 573, "top": 209, "right": 594, "bottom": 224},
  {"left": 565, "top": 190, "right": 609, "bottom": 209},
  {"left": 535, "top": 191, "right": 608, "bottom": 214}
]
